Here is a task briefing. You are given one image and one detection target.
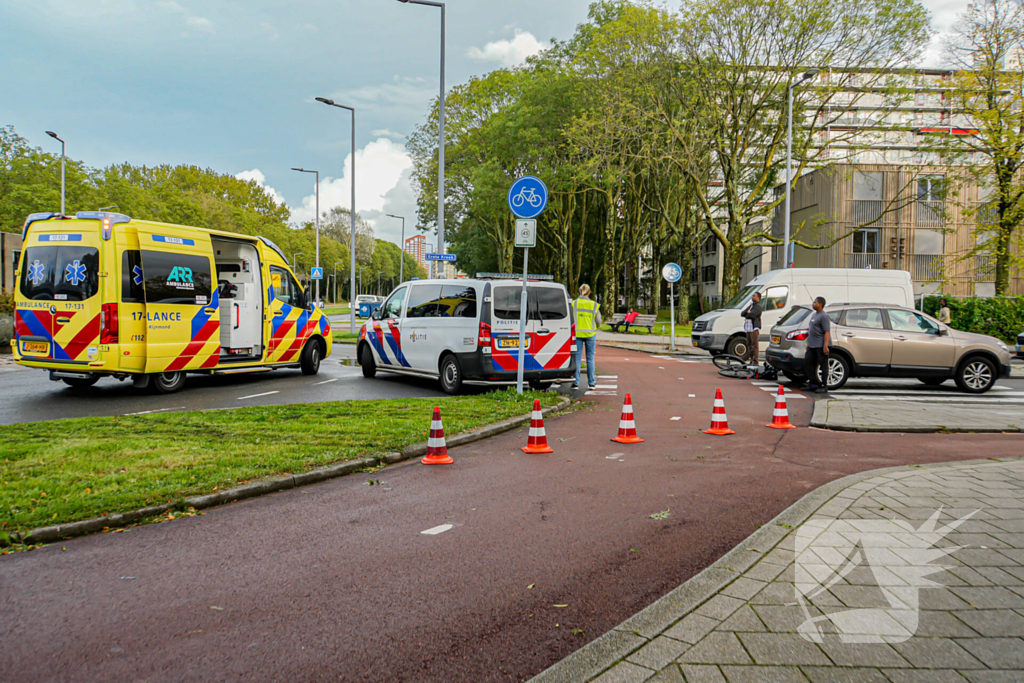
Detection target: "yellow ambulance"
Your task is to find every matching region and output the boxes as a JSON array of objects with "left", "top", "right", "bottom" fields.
[{"left": 12, "top": 211, "right": 332, "bottom": 393}]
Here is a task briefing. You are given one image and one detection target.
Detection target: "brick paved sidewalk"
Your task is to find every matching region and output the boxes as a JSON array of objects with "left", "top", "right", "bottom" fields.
[{"left": 532, "top": 458, "right": 1024, "bottom": 683}]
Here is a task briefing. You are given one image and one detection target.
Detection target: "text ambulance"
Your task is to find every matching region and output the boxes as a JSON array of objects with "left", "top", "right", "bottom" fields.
[
  {"left": 13, "top": 211, "right": 331, "bottom": 393},
  {"left": 357, "top": 275, "right": 576, "bottom": 394}
]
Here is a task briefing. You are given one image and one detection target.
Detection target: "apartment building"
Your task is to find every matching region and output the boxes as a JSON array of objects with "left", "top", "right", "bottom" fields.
[
  {"left": 695, "top": 66, "right": 1015, "bottom": 300},
  {"left": 404, "top": 234, "right": 427, "bottom": 273}
]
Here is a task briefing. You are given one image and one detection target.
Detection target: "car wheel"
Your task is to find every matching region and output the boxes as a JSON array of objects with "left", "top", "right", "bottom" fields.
[
  {"left": 824, "top": 355, "right": 849, "bottom": 390},
  {"left": 151, "top": 371, "right": 185, "bottom": 394},
  {"left": 725, "top": 336, "right": 748, "bottom": 359},
  {"left": 439, "top": 354, "right": 463, "bottom": 395},
  {"left": 782, "top": 370, "right": 806, "bottom": 386},
  {"left": 360, "top": 344, "right": 377, "bottom": 378},
  {"left": 956, "top": 356, "right": 996, "bottom": 394},
  {"left": 300, "top": 339, "right": 321, "bottom": 376},
  {"left": 918, "top": 377, "right": 946, "bottom": 386}
]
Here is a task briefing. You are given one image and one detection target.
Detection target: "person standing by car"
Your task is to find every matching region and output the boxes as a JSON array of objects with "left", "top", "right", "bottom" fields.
[
  {"left": 741, "top": 292, "right": 763, "bottom": 364},
  {"left": 805, "top": 296, "right": 832, "bottom": 392},
  {"left": 938, "top": 298, "right": 951, "bottom": 325},
  {"left": 573, "top": 284, "right": 602, "bottom": 390}
]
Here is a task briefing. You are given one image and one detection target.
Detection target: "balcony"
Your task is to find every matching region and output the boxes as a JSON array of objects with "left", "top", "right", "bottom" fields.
[
  {"left": 975, "top": 255, "right": 996, "bottom": 281},
  {"left": 850, "top": 200, "right": 883, "bottom": 226},
  {"left": 917, "top": 200, "right": 945, "bottom": 226},
  {"left": 910, "top": 254, "right": 944, "bottom": 282},
  {"left": 845, "top": 252, "right": 884, "bottom": 269}
]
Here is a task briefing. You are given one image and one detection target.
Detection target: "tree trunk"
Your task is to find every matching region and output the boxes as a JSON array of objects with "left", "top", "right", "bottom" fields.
[
  {"left": 722, "top": 219, "right": 745, "bottom": 302},
  {"left": 602, "top": 189, "right": 618, "bottom": 317}
]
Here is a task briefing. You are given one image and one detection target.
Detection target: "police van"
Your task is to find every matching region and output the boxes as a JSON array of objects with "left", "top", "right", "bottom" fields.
[
  {"left": 357, "top": 274, "right": 576, "bottom": 394},
  {"left": 12, "top": 211, "right": 332, "bottom": 393}
]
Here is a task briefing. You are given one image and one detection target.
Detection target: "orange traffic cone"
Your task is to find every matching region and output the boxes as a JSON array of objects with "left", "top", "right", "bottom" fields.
[
  {"left": 422, "top": 406, "right": 454, "bottom": 465},
  {"left": 611, "top": 393, "right": 645, "bottom": 443},
  {"left": 704, "top": 388, "right": 736, "bottom": 436},
  {"left": 522, "top": 399, "right": 554, "bottom": 453},
  {"left": 766, "top": 385, "right": 797, "bottom": 429}
]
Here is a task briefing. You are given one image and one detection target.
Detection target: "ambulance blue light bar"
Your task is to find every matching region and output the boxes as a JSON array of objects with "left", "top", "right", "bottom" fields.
[
  {"left": 21, "top": 212, "right": 58, "bottom": 239},
  {"left": 76, "top": 211, "right": 132, "bottom": 241},
  {"left": 475, "top": 272, "right": 554, "bottom": 281}
]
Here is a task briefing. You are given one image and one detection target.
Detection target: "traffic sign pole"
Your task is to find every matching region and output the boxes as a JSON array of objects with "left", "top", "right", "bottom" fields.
[
  {"left": 516, "top": 248, "right": 529, "bottom": 395},
  {"left": 670, "top": 281, "right": 675, "bottom": 351}
]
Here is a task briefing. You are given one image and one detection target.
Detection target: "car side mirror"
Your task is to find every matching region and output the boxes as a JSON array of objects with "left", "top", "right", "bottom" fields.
[
  {"left": 938, "top": 327, "right": 949, "bottom": 336},
  {"left": 372, "top": 308, "right": 382, "bottom": 320}
]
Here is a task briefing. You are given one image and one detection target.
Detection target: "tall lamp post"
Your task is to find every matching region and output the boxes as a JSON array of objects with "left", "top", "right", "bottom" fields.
[
  {"left": 291, "top": 167, "right": 320, "bottom": 305},
  {"left": 386, "top": 213, "right": 406, "bottom": 284},
  {"left": 315, "top": 97, "right": 357, "bottom": 333},
  {"left": 784, "top": 68, "right": 819, "bottom": 269},
  {"left": 45, "top": 131, "right": 65, "bottom": 216},
  {"left": 396, "top": 0, "right": 445, "bottom": 260},
  {"left": 292, "top": 252, "right": 304, "bottom": 272}
]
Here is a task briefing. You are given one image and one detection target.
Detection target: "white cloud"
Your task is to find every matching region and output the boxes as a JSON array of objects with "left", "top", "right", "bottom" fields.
[
  {"left": 371, "top": 129, "right": 404, "bottom": 139},
  {"left": 918, "top": 0, "right": 965, "bottom": 68},
  {"left": 466, "top": 29, "right": 545, "bottom": 67},
  {"left": 235, "top": 169, "right": 285, "bottom": 206},
  {"left": 289, "top": 137, "right": 415, "bottom": 244},
  {"left": 157, "top": 0, "right": 213, "bottom": 33}
]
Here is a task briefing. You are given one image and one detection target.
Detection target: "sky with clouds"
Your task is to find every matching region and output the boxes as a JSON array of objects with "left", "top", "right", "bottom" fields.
[{"left": 2, "top": 0, "right": 967, "bottom": 248}]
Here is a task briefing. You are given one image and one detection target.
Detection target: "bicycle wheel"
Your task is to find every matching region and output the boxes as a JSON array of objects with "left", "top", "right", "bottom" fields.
[
  {"left": 512, "top": 193, "right": 525, "bottom": 208},
  {"left": 713, "top": 354, "right": 747, "bottom": 371},
  {"left": 719, "top": 366, "right": 757, "bottom": 380}
]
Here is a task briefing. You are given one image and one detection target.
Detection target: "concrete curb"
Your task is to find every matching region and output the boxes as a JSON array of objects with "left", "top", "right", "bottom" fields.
[
  {"left": 529, "top": 456, "right": 1024, "bottom": 683},
  {"left": 810, "top": 398, "right": 1024, "bottom": 433},
  {"left": 15, "top": 396, "right": 572, "bottom": 546}
]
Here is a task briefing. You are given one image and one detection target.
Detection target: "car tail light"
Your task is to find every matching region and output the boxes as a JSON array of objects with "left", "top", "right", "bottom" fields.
[
  {"left": 786, "top": 329, "right": 809, "bottom": 341},
  {"left": 101, "top": 303, "right": 119, "bottom": 344},
  {"left": 478, "top": 321, "right": 492, "bottom": 346},
  {"left": 571, "top": 323, "right": 576, "bottom": 344}
]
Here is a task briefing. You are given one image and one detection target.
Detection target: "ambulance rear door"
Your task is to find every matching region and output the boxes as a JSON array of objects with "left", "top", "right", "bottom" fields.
[{"left": 136, "top": 226, "right": 220, "bottom": 373}]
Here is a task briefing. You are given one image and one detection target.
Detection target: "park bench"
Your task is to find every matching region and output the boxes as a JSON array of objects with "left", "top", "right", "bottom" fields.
[{"left": 607, "top": 313, "right": 658, "bottom": 333}]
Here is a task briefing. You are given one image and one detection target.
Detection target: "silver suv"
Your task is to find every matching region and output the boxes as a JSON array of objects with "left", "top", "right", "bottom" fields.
[{"left": 766, "top": 303, "right": 1014, "bottom": 393}]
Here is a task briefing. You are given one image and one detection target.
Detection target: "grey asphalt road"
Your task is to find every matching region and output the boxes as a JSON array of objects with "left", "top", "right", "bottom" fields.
[{"left": 0, "top": 345, "right": 446, "bottom": 425}]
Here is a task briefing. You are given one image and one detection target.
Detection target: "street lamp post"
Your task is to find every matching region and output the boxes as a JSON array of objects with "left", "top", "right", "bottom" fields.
[
  {"left": 45, "top": 131, "right": 65, "bottom": 216},
  {"left": 377, "top": 270, "right": 384, "bottom": 296},
  {"left": 292, "top": 252, "right": 304, "bottom": 272},
  {"left": 386, "top": 213, "right": 406, "bottom": 284},
  {"left": 315, "top": 98, "right": 357, "bottom": 333},
  {"left": 784, "top": 68, "right": 819, "bottom": 269},
  {"left": 291, "top": 167, "right": 320, "bottom": 306},
  {"left": 396, "top": 0, "right": 445, "bottom": 259}
]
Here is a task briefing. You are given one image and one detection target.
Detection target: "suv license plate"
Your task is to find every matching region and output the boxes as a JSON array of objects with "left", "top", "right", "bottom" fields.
[
  {"left": 692, "top": 337, "right": 699, "bottom": 347},
  {"left": 23, "top": 341, "right": 48, "bottom": 354},
  {"left": 497, "top": 336, "right": 529, "bottom": 350},
  {"left": 771, "top": 335, "right": 781, "bottom": 344}
]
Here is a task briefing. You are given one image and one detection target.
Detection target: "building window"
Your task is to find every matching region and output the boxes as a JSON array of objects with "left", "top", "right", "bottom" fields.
[
  {"left": 915, "top": 228, "right": 944, "bottom": 255},
  {"left": 701, "top": 265, "right": 717, "bottom": 283},
  {"left": 852, "top": 229, "right": 880, "bottom": 253},
  {"left": 853, "top": 172, "right": 883, "bottom": 200},
  {"left": 918, "top": 175, "right": 946, "bottom": 201}
]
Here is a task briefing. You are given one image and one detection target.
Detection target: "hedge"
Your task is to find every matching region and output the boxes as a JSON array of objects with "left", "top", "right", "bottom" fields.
[{"left": 923, "top": 295, "right": 1024, "bottom": 344}]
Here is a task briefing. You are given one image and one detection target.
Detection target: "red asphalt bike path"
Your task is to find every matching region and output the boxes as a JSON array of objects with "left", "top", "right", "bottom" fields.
[{"left": 2, "top": 351, "right": 1021, "bottom": 682}]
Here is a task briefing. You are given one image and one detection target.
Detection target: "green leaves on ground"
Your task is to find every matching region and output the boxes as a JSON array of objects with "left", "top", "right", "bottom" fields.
[{"left": 0, "top": 391, "right": 557, "bottom": 534}]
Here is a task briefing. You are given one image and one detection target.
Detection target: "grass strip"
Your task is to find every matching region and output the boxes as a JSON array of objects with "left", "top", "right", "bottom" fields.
[{"left": 0, "top": 390, "right": 557, "bottom": 535}]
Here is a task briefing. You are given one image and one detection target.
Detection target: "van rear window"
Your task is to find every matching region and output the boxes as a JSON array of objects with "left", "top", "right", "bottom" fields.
[
  {"left": 19, "top": 245, "right": 100, "bottom": 301},
  {"left": 492, "top": 286, "right": 567, "bottom": 321}
]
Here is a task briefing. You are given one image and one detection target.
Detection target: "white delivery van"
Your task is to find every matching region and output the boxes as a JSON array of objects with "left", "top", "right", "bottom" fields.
[
  {"left": 356, "top": 275, "right": 576, "bottom": 394},
  {"left": 691, "top": 268, "right": 914, "bottom": 358}
]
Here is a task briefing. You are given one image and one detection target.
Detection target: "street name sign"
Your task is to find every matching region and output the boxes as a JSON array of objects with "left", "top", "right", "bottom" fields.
[{"left": 425, "top": 253, "right": 457, "bottom": 262}]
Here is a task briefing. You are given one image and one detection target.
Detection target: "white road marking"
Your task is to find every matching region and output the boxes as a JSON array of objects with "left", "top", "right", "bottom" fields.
[
  {"left": 598, "top": 375, "right": 618, "bottom": 379},
  {"left": 670, "top": 416, "right": 681, "bottom": 421},
  {"left": 678, "top": 377, "right": 685, "bottom": 380},
  {"left": 586, "top": 391, "right": 618, "bottom": 396},
  {"left": 606, "top": 453, "right": 625, "bottom": 459},
  {"left": 421, "top": 524, "right": 454, "bottom": 535},
  {"left": 592, "top": 384, "right": 618, "bottom": 389},
  {"left": 688, "top": 394, "right": 696, "bottom": 398},
  {"left": 659, "top": 366, "right": 665, "bottom": 369},
  {"left": 752, "top": 381, "right": 777, "bottom": 386},
  {"left": 315, "top": 378, "right": 340, "bottom": 385},
  {"left": 123, "top": 407, "right": 183, "bottom": 416},
  {"left": 237, "top": 391, "right": 280, "bottom": 400}
]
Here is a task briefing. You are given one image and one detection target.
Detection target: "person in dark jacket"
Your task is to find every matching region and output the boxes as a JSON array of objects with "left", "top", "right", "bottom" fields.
[{"left": 742, "top": 292, "right": 763, "bottom": 363}]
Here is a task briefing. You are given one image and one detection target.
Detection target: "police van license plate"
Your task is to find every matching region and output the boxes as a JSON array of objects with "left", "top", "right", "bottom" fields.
[
  {"left": 771, "top": 335, "right": 781, "bottom": 344},
  {"left": 497, "top": 336, "right": 530, "bottom": 350},
  {"left": 23, "top": 341, "right": 48, "bottom": 354}
]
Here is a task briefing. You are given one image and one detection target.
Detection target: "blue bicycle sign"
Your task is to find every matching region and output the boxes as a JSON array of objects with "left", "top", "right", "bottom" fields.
[
  {"left": 508, "top": 176, "right": 548, "bottom": 219},
  {"left": 661, "top": 262, "right": 682, "bottom": 283}
]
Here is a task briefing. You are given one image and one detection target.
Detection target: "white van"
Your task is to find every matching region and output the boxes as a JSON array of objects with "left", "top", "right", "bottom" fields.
[
  {"left": 691, "top": 268, "right": 914, "bottom": 358},
  {"left": 356, "top": 276, "right": 576, "bottom": 394}
]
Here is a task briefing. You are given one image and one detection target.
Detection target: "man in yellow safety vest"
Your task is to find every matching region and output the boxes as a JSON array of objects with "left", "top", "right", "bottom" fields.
[{"left": 573, "top": 284, "right": 602, "bottom": 390}]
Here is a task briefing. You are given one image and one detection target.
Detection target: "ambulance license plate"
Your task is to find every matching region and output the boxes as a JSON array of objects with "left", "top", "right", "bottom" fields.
[
  {"left": 771, "top": 335, "right": 781, "bottom": 345},
  {"left": 497, "top": 336, "right": 529, "bottom": 350},
  {"left": 23, "top": 341, "right": 48, "bottom": 354}
]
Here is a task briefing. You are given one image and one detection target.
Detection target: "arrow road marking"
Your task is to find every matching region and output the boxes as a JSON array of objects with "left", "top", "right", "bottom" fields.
[{"left": 421, "top": 524, "right": 454, "bottom": 535}]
